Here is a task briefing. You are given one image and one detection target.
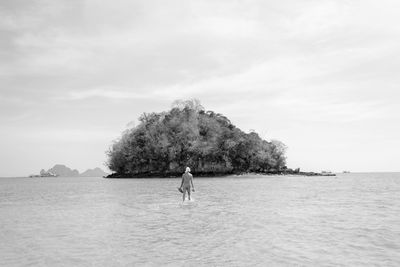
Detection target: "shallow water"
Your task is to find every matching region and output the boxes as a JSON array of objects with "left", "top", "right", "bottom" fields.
[{"left": 1, "top": 173, "right": 400, "bottom": 266}]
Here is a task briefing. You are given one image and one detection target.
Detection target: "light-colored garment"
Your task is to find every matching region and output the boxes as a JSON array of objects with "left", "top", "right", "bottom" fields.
[{"left": 182, "top": 172, "right": 193, "bottom": 187}]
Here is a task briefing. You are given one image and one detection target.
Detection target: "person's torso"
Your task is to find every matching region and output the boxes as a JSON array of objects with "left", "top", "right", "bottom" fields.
[{"left": 182, "top": 173, "right": 192, "bottom": 186}]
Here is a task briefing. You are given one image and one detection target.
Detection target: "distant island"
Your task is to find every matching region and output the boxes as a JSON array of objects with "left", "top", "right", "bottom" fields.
[
  {"left": 29, "top": 164, "right": 108, "bottom": 177},
  {"left": 106, "top": 99, "right": 326, "bottom": 178}
]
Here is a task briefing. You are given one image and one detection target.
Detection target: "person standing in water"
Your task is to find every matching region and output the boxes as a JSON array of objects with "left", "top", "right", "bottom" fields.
[{"left": 179, "top": 167, "right": 195, "bottom": 202}]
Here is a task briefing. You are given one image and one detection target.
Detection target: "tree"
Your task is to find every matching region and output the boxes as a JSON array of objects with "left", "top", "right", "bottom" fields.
[{"left": 106, "top": 99, "right": 287, "bottom": 176}]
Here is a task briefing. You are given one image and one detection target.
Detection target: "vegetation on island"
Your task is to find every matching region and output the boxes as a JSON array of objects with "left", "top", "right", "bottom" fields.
[{"left": 106, "top": 99, "right": 290, "bottom": 178}]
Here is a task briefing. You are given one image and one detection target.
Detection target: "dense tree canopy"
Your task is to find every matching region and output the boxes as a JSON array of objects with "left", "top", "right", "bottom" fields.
[{"left": 107, "top": 99, "right": 287, "bottom": 176}]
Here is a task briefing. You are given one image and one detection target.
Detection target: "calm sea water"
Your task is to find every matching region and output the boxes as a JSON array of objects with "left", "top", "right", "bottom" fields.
[{"left": 1, "top": 173, "right": 399, "bottom": 266}]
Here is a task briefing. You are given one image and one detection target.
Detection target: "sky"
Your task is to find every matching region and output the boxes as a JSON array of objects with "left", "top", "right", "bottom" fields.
[{"left": 1, "top": 0, "right": 399, "bottom": 176}]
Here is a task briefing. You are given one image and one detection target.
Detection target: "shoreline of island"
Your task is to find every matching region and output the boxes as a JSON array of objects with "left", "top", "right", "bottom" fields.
[
  {"left": 105, "top": 170, "right": 336, "bottom": 178},
  {"left": 105, "top": 100, "right": 337, "bottom": 180}
]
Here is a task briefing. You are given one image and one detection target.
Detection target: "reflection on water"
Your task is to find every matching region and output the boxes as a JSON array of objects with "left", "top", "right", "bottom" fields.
[{"left": 1, "top": 173, "right": 400, "bottom": 266}]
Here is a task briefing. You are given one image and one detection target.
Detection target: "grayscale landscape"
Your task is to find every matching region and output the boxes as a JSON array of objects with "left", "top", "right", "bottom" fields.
[{"left": 1, "top": 0, "right": 399, "bottom": 266}]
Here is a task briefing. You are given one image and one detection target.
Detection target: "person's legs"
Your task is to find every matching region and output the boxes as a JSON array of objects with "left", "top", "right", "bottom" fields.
[
  {"left": 187, "top": 187, "right": 191, "bottom": 200},
  {"left": 182, "top": 189, "right": 186, "bottom": 202}
]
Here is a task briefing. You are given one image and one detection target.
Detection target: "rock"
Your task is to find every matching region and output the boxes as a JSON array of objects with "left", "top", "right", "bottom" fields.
[
  {"left": 47, "top": 164, "right": 79, "bottom": 177},
  {"left": 80, "top": 167, "right": 108, "bottom": 177}
]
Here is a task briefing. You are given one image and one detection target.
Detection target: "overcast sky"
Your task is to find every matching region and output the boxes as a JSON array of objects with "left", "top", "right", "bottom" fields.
[{"left": 1, "top": 0, "right": 399, "bottom": 176}]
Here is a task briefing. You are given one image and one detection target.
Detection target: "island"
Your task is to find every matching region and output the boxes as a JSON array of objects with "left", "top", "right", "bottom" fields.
[
  {"left": 29, "top": 169, "right": 58, "bottom": 177},
  {"left": 29, "top": 164, "right": 108, "bottom": 177},
  {"left": 106, "top": 99, "right": 331, "bottom": 178}
]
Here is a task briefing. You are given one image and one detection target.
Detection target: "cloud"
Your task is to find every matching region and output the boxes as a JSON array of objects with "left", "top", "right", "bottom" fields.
[
  {"left": 1, "top": 0, "right": 400, "bottom": 174},
  {"left": 20, "top": 128, "right": 117, "bottom": 143},
  {"left": 60, "top": 88, "right": 153, "bottom": 100}
]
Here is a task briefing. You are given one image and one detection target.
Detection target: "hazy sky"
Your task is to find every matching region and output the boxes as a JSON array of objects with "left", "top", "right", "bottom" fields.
[{"left": 1, "top": 0, "right": 399, "bottom": 176}]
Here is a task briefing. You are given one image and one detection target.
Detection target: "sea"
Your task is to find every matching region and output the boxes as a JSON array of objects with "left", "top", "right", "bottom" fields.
[{"left": 0, "top": 173, "right": 399, "bottom": 266}]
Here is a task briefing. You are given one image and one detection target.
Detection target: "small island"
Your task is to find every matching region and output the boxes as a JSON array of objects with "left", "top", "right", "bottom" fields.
[
  {"left": 29, "top": 164, "right": 108, "bottom": 177},
  {"left": 106, "top": 99, "right": 328, "bottom": 178}
]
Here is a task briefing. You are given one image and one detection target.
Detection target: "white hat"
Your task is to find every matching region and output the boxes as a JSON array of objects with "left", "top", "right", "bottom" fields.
[{"left": 185, "top": 167, "right": 191, "bottom": 172}]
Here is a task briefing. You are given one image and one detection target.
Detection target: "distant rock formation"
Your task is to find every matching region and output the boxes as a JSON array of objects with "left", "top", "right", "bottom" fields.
[
  {"left": 38, "top": 164, "right": 108, "bottom": 177},
  {"left": 29, "top": 169, "right": 58, "bottom": 177},
  {"left": 80, "top": 167, "right": 108, "bottom": 177},
  {"left": 48, "top": 164, "right": 80, "bottom": 177}
]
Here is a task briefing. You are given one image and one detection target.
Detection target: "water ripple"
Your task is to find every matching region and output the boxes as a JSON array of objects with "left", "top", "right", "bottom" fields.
[{"left": 1, "top": 174, "right": 400, "bottom": 266}]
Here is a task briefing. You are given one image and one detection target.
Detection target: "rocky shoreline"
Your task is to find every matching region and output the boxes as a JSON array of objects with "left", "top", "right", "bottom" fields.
[{"left": 105, "top": 170, "right": 336, "bottom": 178}]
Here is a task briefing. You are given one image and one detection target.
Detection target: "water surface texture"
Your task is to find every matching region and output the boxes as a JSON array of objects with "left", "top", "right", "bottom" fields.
[{"left": 1, "top": 173, "right": 400, "bottom": 266}]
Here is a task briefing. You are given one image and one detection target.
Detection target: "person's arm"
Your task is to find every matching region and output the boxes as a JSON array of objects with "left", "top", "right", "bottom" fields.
[
  {"left": 180, "top": 175, "right": 184, "bottom": 188},
  {"left": 191, "top": 175, "right": 195, "bottom": 191}
]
